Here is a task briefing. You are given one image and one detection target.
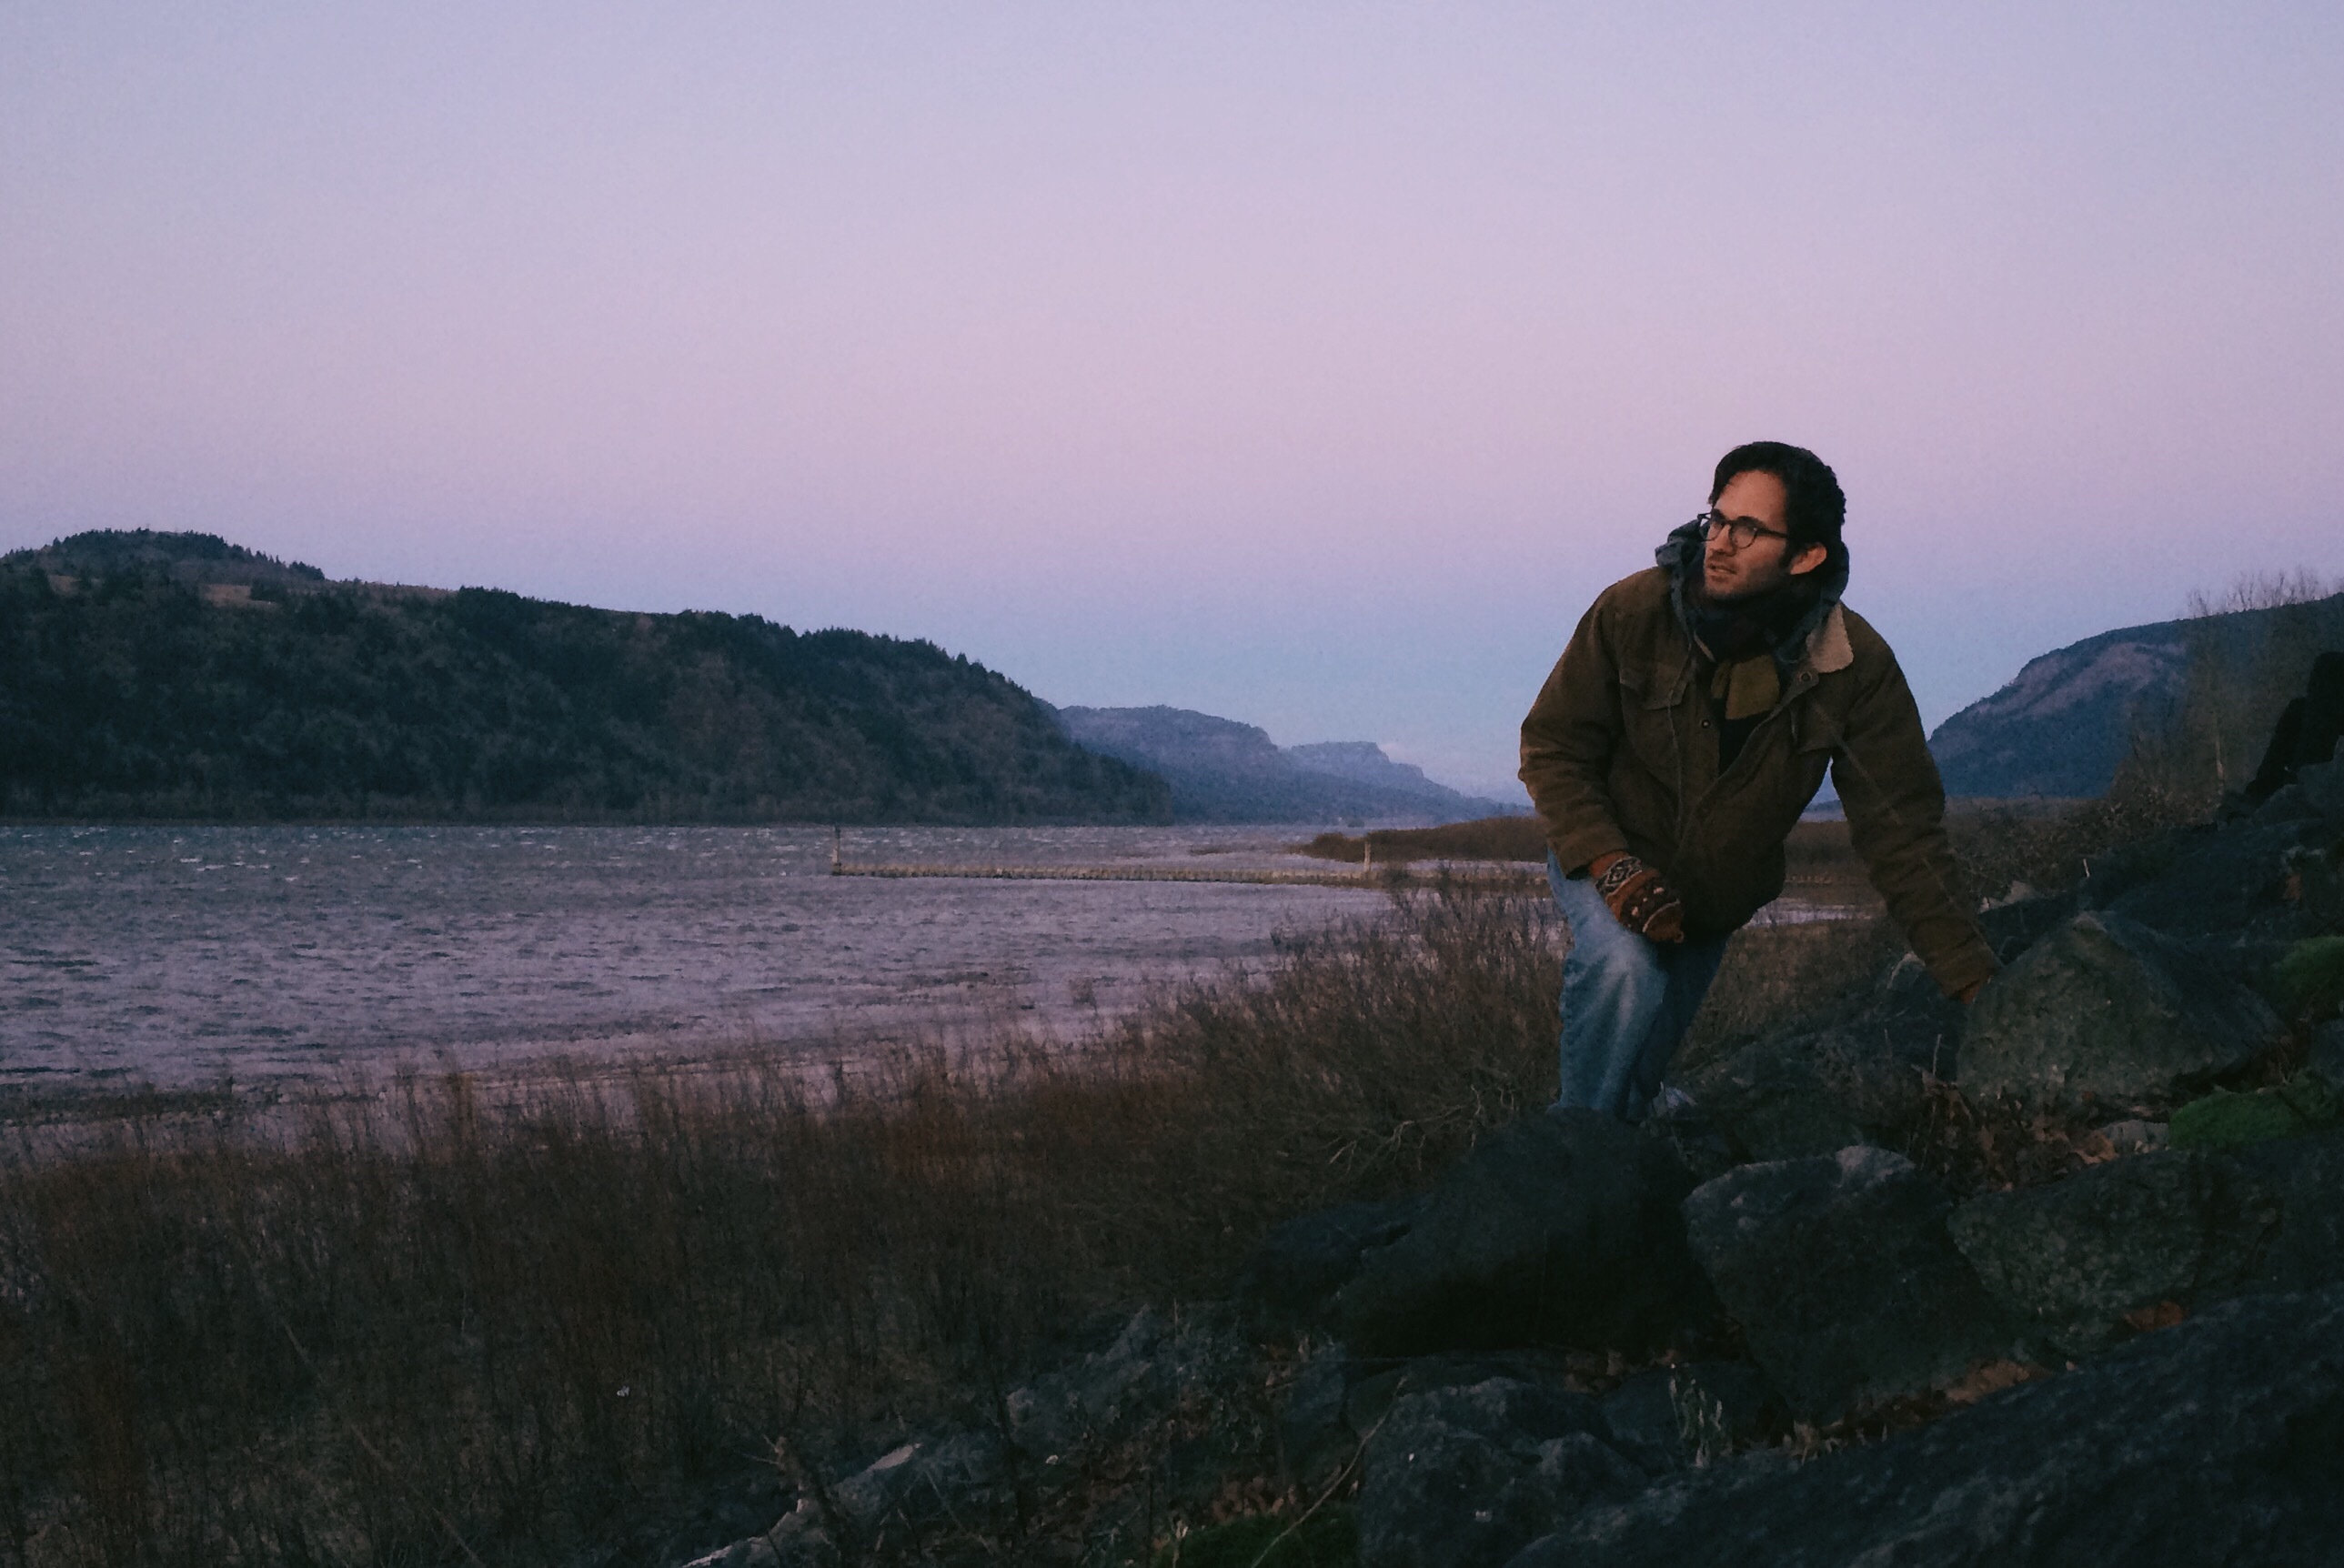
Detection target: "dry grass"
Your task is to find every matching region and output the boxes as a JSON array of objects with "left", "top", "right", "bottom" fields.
[
  {"left": 1295, "top": 816, "right": 1547, "bottom": 866},
  {"left": 0, "top": 884, "right": 1563, "bottom": 1568},
  {"left": 1943, "top": 788, "right": 2205, "bottom": 906},
  {"left": 0, "top": 785, "right": 2202, "bottom": 1565}
]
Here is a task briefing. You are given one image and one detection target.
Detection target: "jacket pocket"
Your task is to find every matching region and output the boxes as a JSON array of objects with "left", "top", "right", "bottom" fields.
[{"left": 1615, "top": 668, "right": 1689, "bottom": 783}]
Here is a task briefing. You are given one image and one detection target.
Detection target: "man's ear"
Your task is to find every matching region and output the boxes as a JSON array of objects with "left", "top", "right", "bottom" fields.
[{"left": 1787, "top": 542, "right": 1829, "bottom": 578}]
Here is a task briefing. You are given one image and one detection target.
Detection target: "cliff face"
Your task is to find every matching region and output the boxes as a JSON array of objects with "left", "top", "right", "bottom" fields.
[
  {"left": 0, "top": 531, "right": 1171, "bottom": 824},
  {"left": 1928, "top": 621, "right": 2196, "bottom": 799},
  {"left": 1929, "top": 591, "right": 2344, "bottom": 799}
]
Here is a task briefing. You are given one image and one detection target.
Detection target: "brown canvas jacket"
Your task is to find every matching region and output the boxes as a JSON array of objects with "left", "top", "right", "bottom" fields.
[{"left": 1519, "top": 566, "right": 1997, "bottom": 997}]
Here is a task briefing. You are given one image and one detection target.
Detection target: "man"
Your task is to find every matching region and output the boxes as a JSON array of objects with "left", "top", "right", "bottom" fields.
[{"left": 1518, "top": 441, "right": 1996, "bottom": 1121}]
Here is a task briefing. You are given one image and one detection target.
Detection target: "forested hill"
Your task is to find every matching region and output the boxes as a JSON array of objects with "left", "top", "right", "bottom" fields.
[{"left": 0, "top": 530, "right": 1171, "bottom": 824}]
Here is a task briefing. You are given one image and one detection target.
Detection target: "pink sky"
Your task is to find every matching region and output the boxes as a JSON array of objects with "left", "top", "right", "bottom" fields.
[{"left": 5, "top": 4, "right": 2339, "bottom": 797}]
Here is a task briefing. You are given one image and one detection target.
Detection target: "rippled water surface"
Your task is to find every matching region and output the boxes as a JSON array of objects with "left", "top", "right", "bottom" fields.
[{"left": 1, "top": 824, "right": 1392, "bottom": 1091}]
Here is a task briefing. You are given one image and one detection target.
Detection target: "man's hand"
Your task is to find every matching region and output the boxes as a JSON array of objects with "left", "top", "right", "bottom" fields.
[
  {"left": 1589, "top": 851, "right": 1685, "bottom": 943},
  {"left": 1956, "top": 975, "right": 1990, "bottom": 1005}
]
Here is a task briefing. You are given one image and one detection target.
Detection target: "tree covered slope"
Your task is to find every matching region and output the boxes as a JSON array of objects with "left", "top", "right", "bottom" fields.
[{"left": 0, "top": 531, "right": 1170, "bottom": 823}]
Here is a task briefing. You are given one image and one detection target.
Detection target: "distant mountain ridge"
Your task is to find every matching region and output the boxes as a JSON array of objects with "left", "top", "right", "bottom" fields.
[
  {"left": 1, "top": 530, "right": 1169, "bottom": 823},
  {"left": 1928, "top": 590, "right": 2344, "bottom": 799},
  {"left": 1052, "top": 705, "right": 1516, "bottom": 823}
]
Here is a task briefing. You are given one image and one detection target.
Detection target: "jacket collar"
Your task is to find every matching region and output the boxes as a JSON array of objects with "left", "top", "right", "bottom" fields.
[{"left": 1804, "top": 603, "right": 1853, "bottom": 676}]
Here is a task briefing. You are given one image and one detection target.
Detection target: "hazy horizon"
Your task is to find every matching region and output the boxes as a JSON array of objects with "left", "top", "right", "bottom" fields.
[{"left": 6, "top": 5, "right": 2340, "bottom": 799}]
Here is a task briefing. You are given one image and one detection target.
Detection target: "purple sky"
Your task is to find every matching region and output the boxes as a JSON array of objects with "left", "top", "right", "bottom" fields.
[{"left": 5, "top": 5, "right": 2339, "bottom": 799}]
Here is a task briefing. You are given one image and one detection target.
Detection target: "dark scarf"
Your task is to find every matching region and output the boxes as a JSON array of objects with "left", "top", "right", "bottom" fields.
[{"left": 1655, "top": 519, "right": 1848, "bottom": 720}]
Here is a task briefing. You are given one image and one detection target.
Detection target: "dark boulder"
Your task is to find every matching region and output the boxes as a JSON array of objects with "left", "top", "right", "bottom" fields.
[
  {"left": 1976, "top": 889, "right": 2082, "bottom": 967},
  {"left": 2223, "top": 1125, "right": 2344, "bottom": 1290},
  {"left": 1333, "top": 1110, "right": 1714, "bottom": 1358},
  {"left": 2309, "top": 1019, "right": 2344, "bottom": 1090},
  {"left": 1235, "top": 1196, "right": 1423, "bottom": 1332},
  {"left": 1681, "top": 1148, "right": 2011, "bottom": 1422},
  {"left": 2103, "top": 819, "right": 2323, "bottom": 939},
  {"left": 1597, "top": 1362, "right": 1776, "bottom": 1473},
  {"left": 1947, "top": 1150, "right": 2284, "bottom": 1357},
  {"left": 1356, "top": 1378, "right": 1644, "bottom": 1568},
  {"left": 1002, "top": 1306, "right": 1247, "bottom": 1462},
  {"left": 1681, "top": 1040, "right": 1866, "bottom": 1161},
  {"left": 1507, "top": 1284, "right": 2344, "bottom": 1568},
  {"left": 1278, "top": 1352, "right": 1356, "bottom": 1490},
  {"left": 1682, "top": 1015, "right": 1942, "bottom": 1164},
  {"left": 1282, "top": 1347, "right": 1584, "bottom": 1493},
  {"left": 1959, "top": 910, "right": 2279, "bottom": 1110}
]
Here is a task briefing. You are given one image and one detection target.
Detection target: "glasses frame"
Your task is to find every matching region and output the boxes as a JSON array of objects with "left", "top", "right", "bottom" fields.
[{"left": 1695, "top": 509, "right": 1795, "bottom": 552}]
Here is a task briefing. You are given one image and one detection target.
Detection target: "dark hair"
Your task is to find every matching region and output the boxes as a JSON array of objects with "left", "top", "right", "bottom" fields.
[{"left": 1709, "top": 441, "right": 1845, "bottom": 562}]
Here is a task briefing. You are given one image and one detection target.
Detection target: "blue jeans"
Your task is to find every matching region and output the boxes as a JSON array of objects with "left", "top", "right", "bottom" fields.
[{"left": 1546, "top": 852, "right": 1730, "bottom": 1121}]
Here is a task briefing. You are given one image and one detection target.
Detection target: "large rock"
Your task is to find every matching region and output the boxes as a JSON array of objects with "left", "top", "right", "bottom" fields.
[
  {"left": 2225, "top": 1125, "right": 2344, "bottom": 1290},
  {"left": 1356, "top": 1378, "right": 1644, "bottom": 1568},
  {"left": 1234, "top": 1196, "right": 1422, "bottom": 1332},
  {"left": 1333, "top": 1110, "right": 1713, "bottom": 1358},
  {"left": 1976, "top": 890, "right": 2083, "bottom": 968},
  {"left": 1281, "top": 1347, "right": 1585, "bottom": 1493},
  {"left": 1947, "top": 1150, "right": 2283, "bottom": 1357},
  {"left": 1507, "top": 1284, "right": 2344, "bottom": 1568},
  {"left": 2307, "top": 1019, "right": 2344, "bottom": 1091},
  {"left": 2297, "top": 755, "right": 2344, "bottom": 821},
  {"left": 1682, "top": 1014, "right": 1946, "bottom": 1164},
  {"left": 1681, "top": 1040, "right": 1866, "bottom": 1161},
  {"left": 1002, "top": 1306, "right": 1247, "bottom": 1462},
  {"left": 678, "top": 1307, "right": 1252, "bottom": 1565},
  {"left": 2104, "top": 818, "right": 2325, "bottom": 938},
  {"left": 1596, "top": 1362, "right": 1776, "bottom": 1473},
  {"left": 1680, "top": 1148, "right": 2011, "bottom": 1422},
  {"left": 1959, "top": 910, "right": 2279, "bottom": 1111}
]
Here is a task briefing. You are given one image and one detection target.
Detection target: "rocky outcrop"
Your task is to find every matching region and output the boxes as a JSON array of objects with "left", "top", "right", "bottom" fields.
[
  {"left": 1947, "top": 1150, "right": 2283, "bottom": 1357},
  {"left": 679, "top": 1307, "right": 1253, "bottom": 1567},
  {"left": 1508, "top": 1284, "right": 2344, "bottom": 1568},
  {"left": 1234, "top": 1196, "right": 1422, "bottom": 1333},
  {"left": 1680, "top": 1148, "right": 2011, "bottom": 1422},
  {"left": 1958, "top": 910, "right": 2279, "bottom": 1110},
  {"left": 677, "top": 692, "right": 2344, "bottom": 1568},
  {"left": 1678, "top": 1042, "right": 1867, "bottom": 1162},
  {"left": 1356, "top": 1379, "right": 1644, "bottom": 1568},
  {"left": 1595, "top": 1363, "right": 1776, "bottom": 1472},
  {"left": 1331, "top": 1110, "right": 1714, "bottom": 1358},
  {"left": 1281, "top": 1347, "right": 1586, "bottom": 1493}
]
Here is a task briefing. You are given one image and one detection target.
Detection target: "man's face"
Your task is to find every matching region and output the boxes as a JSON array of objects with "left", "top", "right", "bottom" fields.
[{"left": 1702, "top": 468, "right": 1826, "bottom": 602}]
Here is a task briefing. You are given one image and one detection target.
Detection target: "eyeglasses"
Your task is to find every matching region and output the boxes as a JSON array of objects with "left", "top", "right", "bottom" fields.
[{"left": 1696, "top": 509, "right": 1794, "bottom": 552}]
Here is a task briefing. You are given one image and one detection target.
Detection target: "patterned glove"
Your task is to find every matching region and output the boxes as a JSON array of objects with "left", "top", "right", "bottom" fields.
[{"left": 1590, "top": 852, "right": 1685, "bottom": 943}]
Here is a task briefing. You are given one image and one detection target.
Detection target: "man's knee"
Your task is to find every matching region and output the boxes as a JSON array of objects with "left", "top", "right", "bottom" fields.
[{"left": 1564, "top": 920, "right": 1669, "bottom": 1010}]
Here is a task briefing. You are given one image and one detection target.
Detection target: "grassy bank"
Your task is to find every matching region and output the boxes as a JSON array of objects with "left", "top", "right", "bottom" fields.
[
  {"left": 1, "top": 793, "right": 2188, "bottom": 1565},
  {"left": 2, "top": 887, "right": 1570, "bottom": 1566}
]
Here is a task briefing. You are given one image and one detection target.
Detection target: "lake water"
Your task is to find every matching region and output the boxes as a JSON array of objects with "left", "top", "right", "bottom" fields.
[{"left": 0, "top": 824, "right": 1395, "bottom": 1092}]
